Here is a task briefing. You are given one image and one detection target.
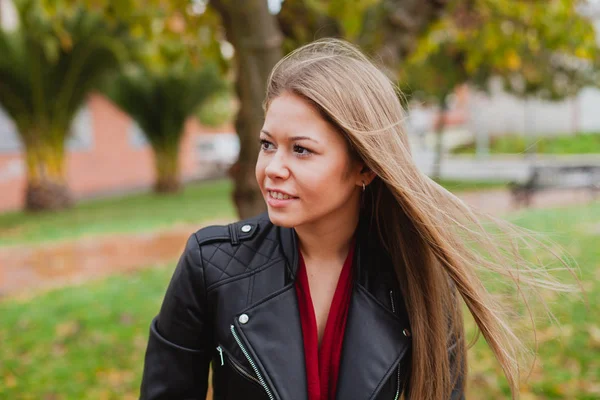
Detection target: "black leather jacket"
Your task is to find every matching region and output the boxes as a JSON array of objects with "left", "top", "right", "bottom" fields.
[{"left": 140, "top": 213, "right": 465, "bottom": 399}]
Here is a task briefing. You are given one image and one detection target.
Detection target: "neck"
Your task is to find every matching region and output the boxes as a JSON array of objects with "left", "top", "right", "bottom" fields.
[{"left": 294, "top": 204, "right": 360, "bottom": 265}]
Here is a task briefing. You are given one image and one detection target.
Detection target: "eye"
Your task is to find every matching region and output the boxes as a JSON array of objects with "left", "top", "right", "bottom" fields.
[
  {"left": 260, "top": 139, "right": 275, "bottom": 151},
  {"left": 293, "top": 144, "right": 313, "bottom": 156}
]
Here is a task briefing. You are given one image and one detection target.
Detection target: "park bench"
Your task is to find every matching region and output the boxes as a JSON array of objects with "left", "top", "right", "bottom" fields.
[{"left": 509, "top": 164, "right": 600, "bottom": 207}]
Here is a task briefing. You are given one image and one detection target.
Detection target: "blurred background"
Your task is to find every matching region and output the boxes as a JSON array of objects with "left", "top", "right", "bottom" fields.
[{"left": 0, "top": 0, "right": 599, "bottom": 398}]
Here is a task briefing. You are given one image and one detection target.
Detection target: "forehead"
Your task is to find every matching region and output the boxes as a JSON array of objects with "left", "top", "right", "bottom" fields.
[{"left": 263, "top": 93, "right": 340, "bottom": 142}]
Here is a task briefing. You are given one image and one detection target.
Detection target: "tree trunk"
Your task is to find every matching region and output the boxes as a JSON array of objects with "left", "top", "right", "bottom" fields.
[
  {"left": 210, "top": 0, "right": 283, "bottom": 219},
  {"left": 153, "top": 146, "right": 181, "bottom": 194},
  {"left": 373, "top": 0, "right": 449, "bottom": 68},
  {"left": 433, "top": 96, "right": 448, "bottom": 181},
  {"left": 23, "top": 137, "right": 73, "bottom": 211},
  {"left": 25, "top": 181, "right": 73, "bottom": 211}
]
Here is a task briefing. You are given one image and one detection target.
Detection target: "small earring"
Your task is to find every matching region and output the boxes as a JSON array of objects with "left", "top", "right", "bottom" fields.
[{"left": 362, "top": 181, "right": 366, "bottom": 192}]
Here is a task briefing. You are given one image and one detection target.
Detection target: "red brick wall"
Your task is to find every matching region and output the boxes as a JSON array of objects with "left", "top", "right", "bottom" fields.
[
  {"left": 0, "top": 154, "right": 25, "bottom": 212},
  {"left": 0, "top": 93, "right": 234, "bottom": 213}
]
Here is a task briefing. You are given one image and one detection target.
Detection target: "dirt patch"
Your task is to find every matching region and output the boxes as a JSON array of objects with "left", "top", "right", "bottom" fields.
[{"left": 0, "top": 219, "right": 233, "bottom": 299}]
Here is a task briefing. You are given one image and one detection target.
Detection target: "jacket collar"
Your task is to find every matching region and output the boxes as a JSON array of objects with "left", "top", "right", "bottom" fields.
[
  {"left": 276, "top": 220, "right": 299, "bottom": 285},
  {"left": 234, "top": 217, "right": 412, "bottom": 400},
  {"left": 276, "top": 213, "right": 380, "bottom": 285}
]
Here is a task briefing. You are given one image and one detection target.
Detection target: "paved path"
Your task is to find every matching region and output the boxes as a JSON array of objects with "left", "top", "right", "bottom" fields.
[
  {"left": 0, "top": 190, "right": 597, "bottom": 299},
  {"left": 412, "top": 151, "right": 600, "bottom": 181}
]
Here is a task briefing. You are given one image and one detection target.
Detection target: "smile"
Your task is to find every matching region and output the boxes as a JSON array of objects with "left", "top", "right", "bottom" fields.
[{"left": 268, "top": 191, "right": 296, "bottom": 200}]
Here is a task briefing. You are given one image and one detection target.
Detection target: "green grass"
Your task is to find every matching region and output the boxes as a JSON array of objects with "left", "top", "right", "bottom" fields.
[
  {"left": 465, "top": 201, "right": 600, "bottom": 399},
  {"left": 0, "top": 201, "right": 598, "bottom": 399},
  {"left": 0, "top": 178, "right": 503, "bottom": 248},
  {"left": 453, "top": 132, "right": 600, "bottom": 155},
  {"left": 0, "top": 179, "right": 235, "bottom": 247},
  {"left": 0, "top": 266, "right": 172, "bottom": 400}
]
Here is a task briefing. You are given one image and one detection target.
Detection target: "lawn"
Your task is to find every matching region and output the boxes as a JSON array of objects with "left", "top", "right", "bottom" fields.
[
  {"left": 465, "top": 201, "right": 600, "bottom": 399},
  {"left": 0, "top": 179, "right": 236, "bottom": 247},
  {"left": 453, "top": 132, "right": 600, "bottom": 155},
  {"left": 0, "top": 178, "right": 505, "bottom": 247},
  {"left": 0, "top": 201, "right": 598, "bottom": 399},
  {"left": 0, "top": 266, "right": 170, "bottom": 400}
]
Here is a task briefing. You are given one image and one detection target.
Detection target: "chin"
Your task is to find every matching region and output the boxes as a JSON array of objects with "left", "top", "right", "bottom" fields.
[{"left": 267, "top": 209, "right": 302, "bottom": 228}]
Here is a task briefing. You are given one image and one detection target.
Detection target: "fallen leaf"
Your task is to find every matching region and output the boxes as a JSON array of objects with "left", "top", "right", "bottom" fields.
[
  {"left": 4, "top": 373, "right": 17, "bottom": 388},
  {"left": 54, "top": 320, "right": 81, "bottom": 339}
]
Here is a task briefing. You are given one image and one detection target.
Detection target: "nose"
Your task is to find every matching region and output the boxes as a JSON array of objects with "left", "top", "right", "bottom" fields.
[{"left": 264, "top": 151, "right": 290, "bottom": 180}]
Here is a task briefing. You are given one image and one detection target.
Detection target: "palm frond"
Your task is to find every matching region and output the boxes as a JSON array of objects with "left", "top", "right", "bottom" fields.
[
  {"left": 0, "top": 3, "right": 130, "bottom": 142},
  {"left": 103, "top": 62, "right": 225, "bottom": 150}
]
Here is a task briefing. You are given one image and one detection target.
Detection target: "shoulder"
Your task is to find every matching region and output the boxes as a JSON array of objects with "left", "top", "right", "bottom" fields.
[
  {"left": 185, "top": 212, "right": 281, "bottom": 285},
  {"left": 191, "top": 212, "right": 272, "bottom": 247}
]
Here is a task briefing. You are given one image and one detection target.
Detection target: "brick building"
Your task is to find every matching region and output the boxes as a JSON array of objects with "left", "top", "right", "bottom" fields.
[{"left": 0, "top": 94, "right": 235, "bottom": 213}]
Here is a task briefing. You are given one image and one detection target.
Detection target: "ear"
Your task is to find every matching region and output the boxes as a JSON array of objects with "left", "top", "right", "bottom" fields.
[{"left": 357, "top": 165, "right": 376, "bottom": 188}]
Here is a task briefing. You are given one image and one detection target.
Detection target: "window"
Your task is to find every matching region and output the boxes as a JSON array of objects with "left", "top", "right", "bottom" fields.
[
  {"left": 67, "top": 106, "right": 94, "bottom": 151},
  {"left": 0, "top": 105, "right": 93, "bottom": 153},
  {"left": 0, "top": 106, "right": 20, "bottom": 153},
  {"left": 128, "top": 121, "right": 149, "bottom": 148}
]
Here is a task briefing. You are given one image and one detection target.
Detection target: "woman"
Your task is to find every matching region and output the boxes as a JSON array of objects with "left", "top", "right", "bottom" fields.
[{"left": 140, "top": 39, "right": 571, "bottom": 400}]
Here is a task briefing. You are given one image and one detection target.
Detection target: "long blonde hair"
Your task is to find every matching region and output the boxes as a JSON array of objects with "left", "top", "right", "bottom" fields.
[{"left": 264, "top": 38, "right": 576, "bottom": 399}]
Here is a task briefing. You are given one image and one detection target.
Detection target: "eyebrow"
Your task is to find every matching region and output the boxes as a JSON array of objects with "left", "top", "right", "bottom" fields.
[{"left": 261, "top": 130, "right": 319, "bottom": 143}]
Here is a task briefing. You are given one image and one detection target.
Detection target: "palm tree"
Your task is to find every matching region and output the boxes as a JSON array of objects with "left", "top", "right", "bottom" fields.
[
  {"left": 0, "top": 1, "right": 128, "bottom": 211},
  {"left": 105, "top": 62, "right": 224, "bottom": 193}
]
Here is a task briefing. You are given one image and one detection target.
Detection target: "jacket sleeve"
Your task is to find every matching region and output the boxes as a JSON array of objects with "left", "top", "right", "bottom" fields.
[{"left": 140, "top": 233, "right": 213, "bottom": 400}]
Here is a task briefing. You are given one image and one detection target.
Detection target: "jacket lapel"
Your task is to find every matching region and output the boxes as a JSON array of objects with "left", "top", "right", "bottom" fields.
[
  {"left": 335, "top": 220, "right": 412, "bottom": 399},
  {"left": 336, "top": 284, "right": 410, "bottom": 400},
  {"left": 233, "top": 284, "right": 308, "bottom": 400},
  {"left": 231, "top": 225, "right": 307, "bottom": 400}
]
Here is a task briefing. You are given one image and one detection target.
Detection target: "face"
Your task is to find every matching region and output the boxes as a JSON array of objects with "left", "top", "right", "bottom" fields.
[{"left": 255, "top": 92, "right": 366, "bottom": 229}]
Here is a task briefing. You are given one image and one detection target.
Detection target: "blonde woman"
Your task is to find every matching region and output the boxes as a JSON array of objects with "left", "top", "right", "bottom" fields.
[{"left": 140, "top": 39, "right": 571, "bottom": 400}]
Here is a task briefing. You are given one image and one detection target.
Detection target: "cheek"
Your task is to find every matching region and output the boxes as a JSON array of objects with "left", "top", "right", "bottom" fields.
[
  {"left": 255, "top": 156, "right": 266, "bottom": 187},
  {"left": 298, "top": 159, "right": 355, "bottom": 202}
]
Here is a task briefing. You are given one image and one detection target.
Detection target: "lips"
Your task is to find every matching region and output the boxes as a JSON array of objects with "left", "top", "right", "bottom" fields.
[
  {"left": 264, "top": 189, "right": 298, "bottom": 208},
  {"left": 268, "top": 191, "right": 297, "bottom": 200},
  {"left": 266, "top": 189, "right": 298, "bottom": 200}
]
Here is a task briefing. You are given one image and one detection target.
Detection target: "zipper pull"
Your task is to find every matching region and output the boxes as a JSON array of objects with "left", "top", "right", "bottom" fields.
[{"left": 216, "top": 346, "right": 224, "bottom": 366}]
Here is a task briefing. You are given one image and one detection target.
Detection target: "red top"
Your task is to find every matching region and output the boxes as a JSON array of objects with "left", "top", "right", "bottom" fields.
[{"left": 295, "top": 242, "right": 355, "bottom": 400}]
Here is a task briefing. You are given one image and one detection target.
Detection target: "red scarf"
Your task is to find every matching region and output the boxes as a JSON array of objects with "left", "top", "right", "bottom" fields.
[{"left": 295, "top": 243, "right": 355, "bottom": 400}]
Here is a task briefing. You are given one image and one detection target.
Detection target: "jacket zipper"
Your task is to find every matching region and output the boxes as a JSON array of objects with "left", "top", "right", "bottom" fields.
[
  {"left": 216, "top": 345, "right": 263, "bottom": 386},
  {"left": 229, "top": 353, "right": 264, "bottom": 386},
  {"left": 216, "top": 345, "right": 224, "bottom": 366},
  {"left": 230, "top": 324, "right": 275, "bottom": 400},
  {"left": 390, "top": 289, "right": 396, "bottom": 314},
  {"left": 394, "top": 365, "right": 401, "bottom": 400}
]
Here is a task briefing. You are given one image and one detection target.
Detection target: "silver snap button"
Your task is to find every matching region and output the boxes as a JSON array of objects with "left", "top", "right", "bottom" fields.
[
  {"left": 241, "top": 224, "right": 252, "bottom": 233},
  {"left": 239, "top": 314, "right": 249, "bottom": 324},
  {"left": 403, "top": 328, "right": 411, "bottom": 337}
]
